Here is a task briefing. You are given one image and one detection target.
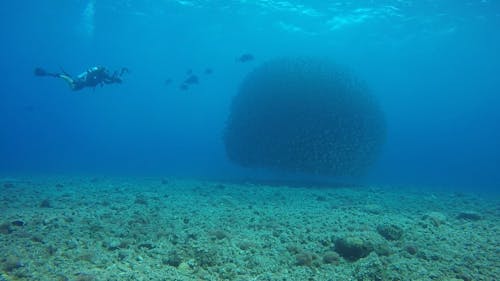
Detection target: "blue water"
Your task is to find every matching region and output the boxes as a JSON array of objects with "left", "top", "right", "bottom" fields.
[{"left": 0, "top": 1, "right": 499, "bottom": 191}]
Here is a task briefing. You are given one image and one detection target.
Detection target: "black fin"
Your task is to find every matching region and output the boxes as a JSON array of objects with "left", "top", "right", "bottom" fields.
[{"left": 34, "top": 67, "right": 47, "bottom": 76}]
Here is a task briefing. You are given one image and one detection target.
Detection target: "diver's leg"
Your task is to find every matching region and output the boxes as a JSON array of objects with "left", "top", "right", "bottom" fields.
[{"left": 57, "top": 74, "right": 77, "bottom": 90}]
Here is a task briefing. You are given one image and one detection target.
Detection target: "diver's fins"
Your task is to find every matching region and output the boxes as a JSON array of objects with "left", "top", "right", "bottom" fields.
[
  {"left": 34, "top": 67, "right": 59, "bottom": 77},
  {"left": 34, "top": 67, "right": 47, "bottom": 76}
]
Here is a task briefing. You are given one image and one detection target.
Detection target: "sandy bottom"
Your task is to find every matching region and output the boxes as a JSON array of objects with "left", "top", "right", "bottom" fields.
[{"left": 0, "top": 177, "right": 498, "bottom": 281}]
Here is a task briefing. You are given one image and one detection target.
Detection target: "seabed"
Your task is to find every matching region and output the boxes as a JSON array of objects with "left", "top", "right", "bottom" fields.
[{"left": 0, "top": 177, "right": 498, "bottom": 281}]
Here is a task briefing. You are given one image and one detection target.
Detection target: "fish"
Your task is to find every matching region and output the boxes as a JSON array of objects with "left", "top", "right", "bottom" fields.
[
  {"left": 184, "top": 74, "right": 199, "bottom": 85},
  {"left": 179, "top": 84, "right": 189, "bottom": 91},
  {"left": 237, "top": 53, "right": 254, "bottom": 63}
]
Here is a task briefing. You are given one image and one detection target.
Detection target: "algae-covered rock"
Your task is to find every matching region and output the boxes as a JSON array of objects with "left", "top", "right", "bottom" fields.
[
  {"left": 422, "top": 212, "right": 447, "bottom": 227},
  {"left": 75, "top": 273, "right": 96, "bottom": 281},
  {"left": 404, "top": 244, "right": 418, "bottom": 255},
  {"left": 322, "top": 251, "right": 340, "bottom": 264},
  {"left": 294, "top": 251, "right": 321, "bottom": 267},
  {"left": 334, "top": 236, "right": 373, "bottom": 261},
  {"left": 3, "top": 182, "right": 15, "bottom": 188},
  {"left": 376, "top": 224, "right": 403, "bottom": 241},
  {"left": 195, "top": 247, "right": 218, "bottom": 268},
  {"left": 456, "top": 211, "right": 482, "bottom": 221},
  {"left": 104, "top": 239, "right": 122, "bottom": 251},
  {"left": 353, "top": 254, "right": 385, "bottom": 281},
  {"left": 3, "top": 255, "right": 24, "bottom": 272},
  {"left": 163, "top": 250, "right": 182, "bottom": 267},
  {"left": 40, "top": 199, "right": 52, "bottom": 208},
  {"left": 0, "top": 222, "right": 13, "bottom": 235}
]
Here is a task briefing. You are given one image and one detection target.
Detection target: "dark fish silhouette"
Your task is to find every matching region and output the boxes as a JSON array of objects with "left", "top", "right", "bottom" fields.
[
  {"left": 184, "top": 74, "right": 199, "bottom": 85},
  {"left": 204, "top": 68, "right": 213, "bottom": 75},
  {"left": 179, "top": 84, "right": 189, "bottom": 91},
  {"left": 237, "top": 53, "right": 254, "bottom": 63}
]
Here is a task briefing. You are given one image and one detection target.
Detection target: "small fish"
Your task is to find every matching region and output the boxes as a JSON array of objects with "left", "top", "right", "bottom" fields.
[
  {"left": 179, "top": 84, "right": 189, "bottom": 91},
  {"left": 184, "top": 74, "right": 199, "bottom": 85},
  {"left": 11, "top": 220, "right": 25, "bottom": 227},
  {"left": 204, "top": 68, "right": 213, "bottom": 75},
  {"left": 237, "top": 53, "right": 254, "bottom": 63}
]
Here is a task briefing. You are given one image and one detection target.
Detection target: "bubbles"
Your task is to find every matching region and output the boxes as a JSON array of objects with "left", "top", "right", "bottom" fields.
[{"left": 81, "top": 0, "right": 95, "bottom": 39}]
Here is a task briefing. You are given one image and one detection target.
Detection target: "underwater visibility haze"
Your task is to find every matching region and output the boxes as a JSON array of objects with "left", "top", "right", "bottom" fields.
[
  {"left": 0, "top": 0, "right": 499, "bottom": 189},
  {"left": 0, "top": 1, "right": 499, "bottom": 280}
]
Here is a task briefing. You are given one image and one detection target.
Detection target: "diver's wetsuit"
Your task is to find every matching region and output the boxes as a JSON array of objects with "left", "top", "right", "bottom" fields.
[{"left": 35, "top": 66, "right": 128, "bottom": 91}]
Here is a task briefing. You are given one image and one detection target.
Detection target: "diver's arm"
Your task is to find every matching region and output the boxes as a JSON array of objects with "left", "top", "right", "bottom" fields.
[
  {"left": 103, "top": 76, "right": 122, "bottom": 84},
  {"left": 119, "top": 67, "right": 129, "bottom": 76}
]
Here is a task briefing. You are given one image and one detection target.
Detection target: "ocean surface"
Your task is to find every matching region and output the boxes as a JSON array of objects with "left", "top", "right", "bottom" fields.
[{"left": 0, "top": 1, "right": 499, "bottom": 280}]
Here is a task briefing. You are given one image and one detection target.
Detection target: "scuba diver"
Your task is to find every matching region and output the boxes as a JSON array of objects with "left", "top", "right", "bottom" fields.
[{"left": 34, "top": 66, "right": 129, "bottom": 91}]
